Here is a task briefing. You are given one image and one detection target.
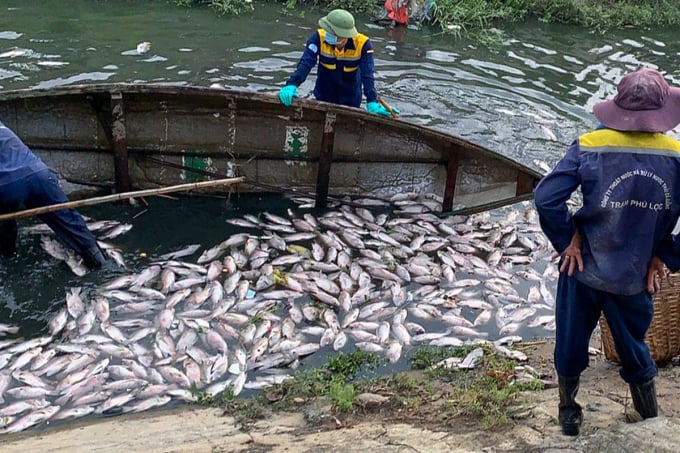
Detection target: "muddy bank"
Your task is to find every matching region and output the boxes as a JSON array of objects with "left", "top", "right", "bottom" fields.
[{"left": 2, "top": 335, "right": 679, "bottom": 452}]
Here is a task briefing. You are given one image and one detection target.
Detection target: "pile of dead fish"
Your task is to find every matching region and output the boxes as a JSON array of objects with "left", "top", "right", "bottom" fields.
[
  {"left": 27, "top": 219, "right": 130, "bottom": 276},
  {"left": 0, "top": 195, "right": 559, "bottom": 433}
]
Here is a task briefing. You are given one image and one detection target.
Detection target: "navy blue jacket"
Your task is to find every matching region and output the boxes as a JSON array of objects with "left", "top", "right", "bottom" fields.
[
  {"left": 286, "top": 29, "right": 378, "bottom": 108},
  {"left": 0, "top": 121, "right": 47, "bottom": 187},
  {"left": 535, "top": 128, "right": 680, "bottom": 295}
]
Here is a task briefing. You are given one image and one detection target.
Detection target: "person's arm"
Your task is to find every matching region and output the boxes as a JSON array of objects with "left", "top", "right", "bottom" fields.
[
  {"left": 534, "top": 140, "right": 581, "bottom": 254},
  {"left": 655, "top": 229, "right": 680, "bottom": 272},
  {"left": 558, "top": 229, "right": 584, "bottom": 276},
  {"left": 359, "top": 39, "right": 378, "bottom": 104},
  {"left": 646, "top": 255, "right": 671, "bottom": 293},
  {"left": 359, "top": 39, "right": 399, "bottom": 116},
  {"left": 286, "top": 32, "right": 321, "bottom": 87}
]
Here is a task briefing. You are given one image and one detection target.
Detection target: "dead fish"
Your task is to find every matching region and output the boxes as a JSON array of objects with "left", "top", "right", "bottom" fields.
[
  {"left": 386, "top": 341, "right": 402, "bottom": 363},
  {"left": 157, "top": 244, "right": 202, "bottom": 260},
  {"left": 458, "top": 347, "right": 484, "bottom": 369},
  {"left": 40, "top": 236, "right": 67, "bottom": 261},
  {"left": 65, "top": 251, "right": 88, "bottom": 276},
  {"left": 100, "top": 223, "right": 133, "bottom": 240},
  {"left": 2, "top": 405, "right": 60, "bottom": 433}
]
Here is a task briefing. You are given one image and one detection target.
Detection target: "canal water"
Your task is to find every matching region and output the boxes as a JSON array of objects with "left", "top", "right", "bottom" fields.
[
  {"left": 0, "top": 0, "right": 680, "bottom": 413},
  {"left": 2, "top": 0, "right": 680, "bottom": 337},
  {"left": 2, "top": 1, "right": 679, "bottom": 328}
]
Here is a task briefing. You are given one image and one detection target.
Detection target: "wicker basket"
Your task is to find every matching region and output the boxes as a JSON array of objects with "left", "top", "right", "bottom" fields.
[{"left": 600, "top": 273, "right": 680, "bottom": 363}]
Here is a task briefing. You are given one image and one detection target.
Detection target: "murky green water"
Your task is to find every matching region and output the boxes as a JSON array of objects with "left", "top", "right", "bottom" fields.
[{"left": 1, "top": 1, "right": 680, "bottom": 336}]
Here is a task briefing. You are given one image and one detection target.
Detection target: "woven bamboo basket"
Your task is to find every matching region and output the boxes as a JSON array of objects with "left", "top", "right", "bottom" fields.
[{"left": 600, "top": 273, "right": 680, "bottom": 363}]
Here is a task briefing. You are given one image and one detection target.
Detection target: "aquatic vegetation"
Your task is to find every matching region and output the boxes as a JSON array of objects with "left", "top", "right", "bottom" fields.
[
  {"left": 175, "top": 0, "right": 680, "bottom": 39},
  {"left": 326, "top": 350, "right": 380, "bottom": 379}
]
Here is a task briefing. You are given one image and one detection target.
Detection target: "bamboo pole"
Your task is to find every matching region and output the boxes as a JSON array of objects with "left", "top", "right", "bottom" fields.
[{"left": 0, "top": 176, "right": 245, "bottom": 222}]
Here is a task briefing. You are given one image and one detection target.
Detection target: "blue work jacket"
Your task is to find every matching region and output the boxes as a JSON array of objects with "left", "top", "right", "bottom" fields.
[
  {"left": 0, "top": 120, "right": 47, "bottom": 187},
  {"left": 535, "top": 128, "right": 680, "bottom": 295},
  {"left": 286, "top": 29, "right": 378, "bottom": 108}
]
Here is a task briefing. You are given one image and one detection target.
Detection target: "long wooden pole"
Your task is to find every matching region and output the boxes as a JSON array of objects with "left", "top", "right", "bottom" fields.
[{"left": 0, "top": 176, "right": 245, "bottom": 222}]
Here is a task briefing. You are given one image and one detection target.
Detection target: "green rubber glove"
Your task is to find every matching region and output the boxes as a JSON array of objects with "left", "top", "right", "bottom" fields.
[
  {"left": 366, "top": 101, "right": 394, "bottom": 116},
  {"left": 278, "top": 85, "right": 299, "bottom": 106}
]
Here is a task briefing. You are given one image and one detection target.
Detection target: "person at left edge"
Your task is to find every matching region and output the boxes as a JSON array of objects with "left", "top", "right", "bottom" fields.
[
  {"left": 0, "top": 120, "right": 109, "bottom": 269},
  {"left": 278, "top": 9, "right": 399, "bottom": 117}
]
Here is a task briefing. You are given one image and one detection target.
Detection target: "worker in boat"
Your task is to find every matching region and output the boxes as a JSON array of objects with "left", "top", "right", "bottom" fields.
[
  {"left": 534, "top": 67, "right": 680, "bottom": 436},
  {"left": 278, "top": 9, "right": 399, "bottom": 117},
  {"left": 0, "top": 120, "right": 109, "bottom": 269}
]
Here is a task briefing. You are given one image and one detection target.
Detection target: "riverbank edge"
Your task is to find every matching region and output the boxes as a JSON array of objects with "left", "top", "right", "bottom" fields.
[
  {"left": 177, "top": 0, "right": 680, "bottom": 34},
  {"left": 2, "top": 334, "right": 680, "bottom": 452}
]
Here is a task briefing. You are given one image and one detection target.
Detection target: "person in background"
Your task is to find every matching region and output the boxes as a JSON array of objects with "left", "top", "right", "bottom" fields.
[
  {"left": 278, "top": 9, "right": 398, "bottom": 117},
  {"left": 0, "top": 120, "right": 109, "bottom": 269},
  {"left": 410, "top": 0, "right": 436, "bottom": 25},
  {"left": 384, "top": 0, "right": 409, "bottom": 26},
  {"left": 375, "top": 0, "right": 435, "bottom": 27},
  {"left": 534, "top": 67, "right": 680, "bottom": 436}
]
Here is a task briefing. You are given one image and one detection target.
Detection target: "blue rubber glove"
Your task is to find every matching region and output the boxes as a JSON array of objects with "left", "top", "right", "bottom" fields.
[
  {"left": 366, "top": 101, "right": 399, "bottom": 116},
  {"left": 278, "top": 85, "right": 299, "bottom": 106}
]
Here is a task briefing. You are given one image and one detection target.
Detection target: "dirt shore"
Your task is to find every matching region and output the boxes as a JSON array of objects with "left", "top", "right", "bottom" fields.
[{"left": 2, "top": 334, "right": 679, "bottom": 453}]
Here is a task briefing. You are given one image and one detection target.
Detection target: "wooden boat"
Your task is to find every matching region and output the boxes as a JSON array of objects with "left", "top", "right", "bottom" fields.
[{"left": 0, "top": 84, "right": 542, "bottom": 214}]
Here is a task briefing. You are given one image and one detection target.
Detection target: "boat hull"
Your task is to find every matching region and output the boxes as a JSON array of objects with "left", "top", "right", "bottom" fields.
[{"left": 0, "top": 84, "right": 542, "bottom": 214}]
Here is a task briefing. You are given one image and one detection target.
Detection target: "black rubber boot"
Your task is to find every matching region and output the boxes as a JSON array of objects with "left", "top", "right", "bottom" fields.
[
  {"left": 81, "top": 245, "right": 109, "bottom": 269},
  {"left": 558, "top": 376, "right": 583, "bottom": 436},
  {"left": 630, "top": 379, "right": 658, "bottom": 419}
]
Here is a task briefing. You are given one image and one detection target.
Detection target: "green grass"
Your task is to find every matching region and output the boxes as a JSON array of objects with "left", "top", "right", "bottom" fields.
[
  {"left": 411, "top": 343, "right": 545, "bottom": 429},
  {"left": 194, "top": 344, "right": 545, "bottom": 431},
  {"left": 326, "top": 350, "right": 380, "bottom": 379},
  {"left": 329, "top": 381, "right": 357, "bottom": 412}
]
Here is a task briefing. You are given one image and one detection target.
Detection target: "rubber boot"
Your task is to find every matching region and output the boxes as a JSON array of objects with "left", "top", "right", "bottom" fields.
[
  {"left": 558, "top": 376, "right": 583, "bottom": 436},
  {"left": 630, "top": 379, "right": 658, "bottom": 419},
  {"left": 81, "top": 245, "right": 109, "bottom": 269}
]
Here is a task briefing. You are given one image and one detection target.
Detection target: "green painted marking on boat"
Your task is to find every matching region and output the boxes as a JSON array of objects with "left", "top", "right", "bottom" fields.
[
  {"left": 284, "top": 126, "right": 309, "bottom": 158},
  {"left": 182, "top": 155, "right": 211, "bottom": 182}
]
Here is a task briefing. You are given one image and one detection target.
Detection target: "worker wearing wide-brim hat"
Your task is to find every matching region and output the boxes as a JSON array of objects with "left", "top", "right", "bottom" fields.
[
  {"left": 534, "top": 67, "right": 680, "bottom": 436},
  {"left": 278, "top": 9, "right": 398, "bottom": 117}
]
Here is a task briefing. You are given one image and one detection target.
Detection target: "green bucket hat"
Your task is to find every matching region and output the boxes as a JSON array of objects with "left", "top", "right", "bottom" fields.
[{"left": 318, "top": 9, "right": 358, "bottom": 39}]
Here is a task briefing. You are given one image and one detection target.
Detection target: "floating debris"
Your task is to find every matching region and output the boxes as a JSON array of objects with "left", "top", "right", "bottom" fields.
[{"left": 136, "top": 42, "right": 151, "bottom": 55}]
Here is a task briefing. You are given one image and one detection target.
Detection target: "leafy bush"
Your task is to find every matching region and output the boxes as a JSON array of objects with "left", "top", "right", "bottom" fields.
[{"left": 175, "top": 0, "right": 254, "bottom": 16}]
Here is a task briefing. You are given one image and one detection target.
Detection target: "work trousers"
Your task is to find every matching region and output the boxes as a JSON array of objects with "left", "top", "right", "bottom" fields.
[
  {"left": 0, "top": 169, "right": 97, "bottom": 258},
  {"left": 554, "top": 272, "right": 657, "bottom": 384}
]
